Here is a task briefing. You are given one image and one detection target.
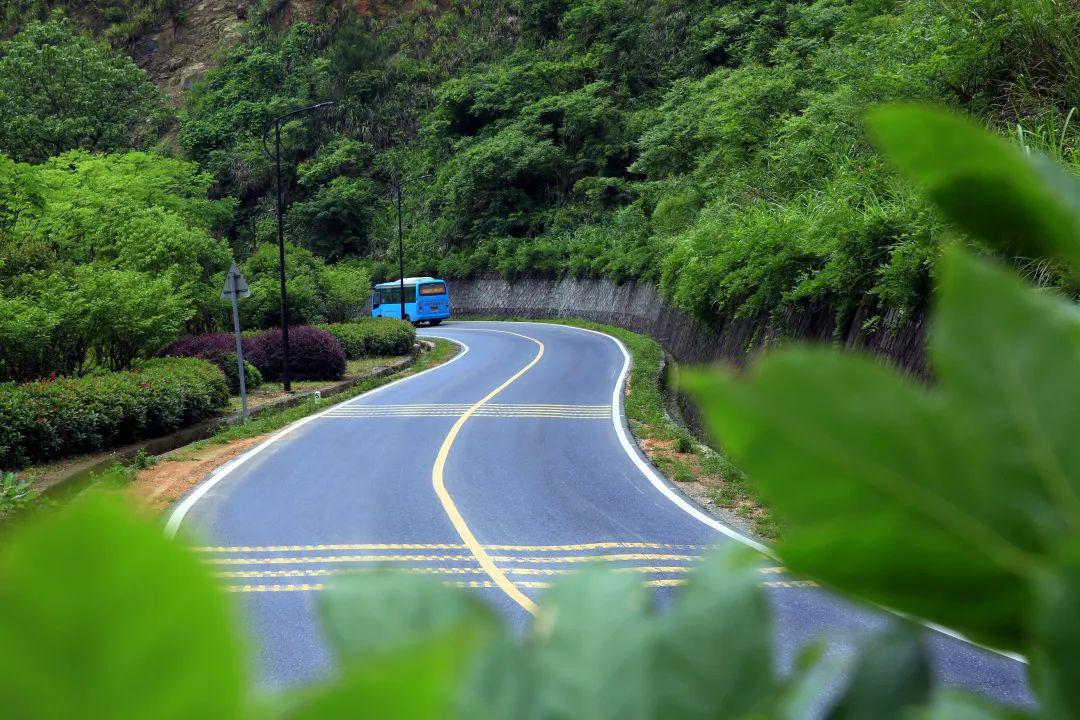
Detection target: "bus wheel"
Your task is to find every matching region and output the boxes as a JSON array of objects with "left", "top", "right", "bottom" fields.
[{"left": 430, "top": 319, "right": 442, "bottom": 327}]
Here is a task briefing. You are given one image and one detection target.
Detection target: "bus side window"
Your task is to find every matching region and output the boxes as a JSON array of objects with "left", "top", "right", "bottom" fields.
[
  {"left": 405, "top": 286, "right": 416, "bottom": 303},
  {"left": 372, "top": 291, "right": 381, "bottom": 308}
]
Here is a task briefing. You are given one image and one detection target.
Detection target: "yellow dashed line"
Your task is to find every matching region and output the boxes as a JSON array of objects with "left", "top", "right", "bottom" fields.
[
  {"left": 761, "top": 580, "right": 819, "bottom": 588},
  {"left": 222, "top": 578, "right": 816, "bottom": 593},
  {"left": 215, "top": 567, "right": 492, "bottom": 579},
  {"left": 225, "top": 578, "right": 695, "bottom": 593},
  {"left": 205, "top": 554, "right": 480, "bottom": 566},
  {"left": 193, "top": 542, "right": 712, "bottom": 553},
  {"left": 214, "top": 565, "right": 700, "bottom": 580},
  {"left": 201, "top": 552, "right": 704, "bottom": 566},
  {"left": 489, "top": 553, "right": 701, "bottom": 564}
]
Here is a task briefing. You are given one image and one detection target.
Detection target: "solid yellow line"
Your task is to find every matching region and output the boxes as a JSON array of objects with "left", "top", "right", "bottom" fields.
[
  {"left": 193, "top": 541, "right": 712, "bottom": 553},
  {"left": 432, "top": 329, "right": 546, "bottom": 614}
]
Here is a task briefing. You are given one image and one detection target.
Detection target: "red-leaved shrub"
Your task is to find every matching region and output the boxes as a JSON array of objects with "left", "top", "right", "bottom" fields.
[{"left": 245, "top": 326, "right": 346, "bottom": 381}]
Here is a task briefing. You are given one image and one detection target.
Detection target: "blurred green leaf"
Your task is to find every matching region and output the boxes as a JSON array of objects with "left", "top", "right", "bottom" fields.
[
  {"left": 684, "top": 349, "right": 1028, "bottom": 649},
  {"left": 775, "top": 642, "right": 852, "bottom": 720},
  {"left": 867, "top": 104, "right": 1080, "bottom": 274},
  {"left": 0, "top": 496, "right": 244, "bottom": 720},
  {"left": 281, "top": 633, "right": 467, "bottom": 720},
  {"left": 933, "top": 248, "right": 1080, "bottom": 542},
  {"left": 913, "top": 690, "right": 1028, "bottom": 719},
  {"left": 1030, "top": 544, "right": 1080, "bottom": 720},
  {"left": 457, "top": 635, "right": 539, "bottom": 720},
  {"left": 318, "top": 571, "right": 499, "bottom": 664},
  {"left": 651, "top": 546, "right": 774, "bottom": 719},
  {"left": 532, "top": 569, "right": 652, "bottom": 720},
  {"left": 826, "top": 624, "right": 931, "bottom": 720}
]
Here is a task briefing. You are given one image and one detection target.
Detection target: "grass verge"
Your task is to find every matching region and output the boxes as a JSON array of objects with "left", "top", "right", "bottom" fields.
[{"left": 468, "top": 317, "right": 778, "bottom": 540}]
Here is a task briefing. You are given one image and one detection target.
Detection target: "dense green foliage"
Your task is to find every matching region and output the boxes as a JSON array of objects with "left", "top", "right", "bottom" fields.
[
  {"left": 0, "top": 149, "right": 234, "bottom": 379},
  {"left": 0, "top": 17, "right": 167, "bottom": 162},
  {"left": 0, "top": 1, "right": 182, "bottom": 44},
  {"left": 0, "top": 357, "right": 228, "bottom": 470},
  {"left": 179, "top": 0, "right": 1080, "bottom": 339},
  {"left": 317, "top": 318, "right": 416, "bottom": 359},
  {"left": 684, "top": 104, "right": 1080, "bottom": 714},
  {"left": 236, "top": 244, "right": 371, "bottom": 328}
]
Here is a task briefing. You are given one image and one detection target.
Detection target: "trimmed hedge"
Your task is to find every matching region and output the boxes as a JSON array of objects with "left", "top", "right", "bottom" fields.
[
  {"left": 220, "top": 353, "right": 263, "bottom": 395},
  {"left": 317, "top": 319, "right": 416, "bottom": 360},
  {"left": 0, "top": 358, "right": 229, "bottom": 470},
  {"left": 159, "top": 334, "right": 264, "bottom": 393},
  {"left": 245, "top": 326, "right": 346, "bottom": 381}
]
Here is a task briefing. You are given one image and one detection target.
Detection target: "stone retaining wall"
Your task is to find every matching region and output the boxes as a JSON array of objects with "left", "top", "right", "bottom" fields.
[{"left": 450, "top": 275, "right": 926, "bottom": 374}]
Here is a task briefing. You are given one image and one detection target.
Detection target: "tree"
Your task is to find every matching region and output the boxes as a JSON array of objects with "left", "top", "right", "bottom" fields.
[{"left": 0, "top": 17, "right": 167, "bottom": 163}]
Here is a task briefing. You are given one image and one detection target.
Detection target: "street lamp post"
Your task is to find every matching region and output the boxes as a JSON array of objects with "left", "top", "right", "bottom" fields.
[
  {"left": 389, "top": 172, "right": 432, "bottom": 322},
  {"left": 261, "top": 101, "right": 334, "bottom": 392}
]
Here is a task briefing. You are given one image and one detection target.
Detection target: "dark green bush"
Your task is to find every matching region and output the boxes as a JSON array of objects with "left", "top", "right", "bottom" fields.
[
  {"left": 0, "top": 357, "right": 228, "bottom": 470},
  {"left": 219, "top": 353, "right": 263, "bottom": 395},
  {"left": 316, "top": 319, "right": 416, "bottom": 359}
]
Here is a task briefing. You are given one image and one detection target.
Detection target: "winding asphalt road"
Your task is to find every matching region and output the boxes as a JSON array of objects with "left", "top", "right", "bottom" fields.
[{"left": 167, "top": 320, "right": 1031, "bottom": 706}]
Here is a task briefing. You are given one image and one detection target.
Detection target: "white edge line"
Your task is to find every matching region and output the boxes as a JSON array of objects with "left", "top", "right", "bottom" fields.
[
  {"left": 583, "top": 326, "right": 773, "bottom": 557},
  {"left": 163, "top": 337, "right": 471, "bottom": 538},
  {"left": 461, "top": 320, "right": 1027, "bottom": 665},
  {"left": 454, "top": 320, "right": 771, "bottom": 556}
]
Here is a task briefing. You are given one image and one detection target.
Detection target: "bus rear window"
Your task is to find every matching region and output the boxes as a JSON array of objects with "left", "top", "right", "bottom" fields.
[{"left": 419, "top": 282, "right": 447, "bottom": 296}]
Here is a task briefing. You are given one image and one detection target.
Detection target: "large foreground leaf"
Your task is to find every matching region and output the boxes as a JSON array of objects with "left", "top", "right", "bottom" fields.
[
  {"left": 651, "top": 546, "right": 774, "bottom": 719},
  {"left": 0, "top": 497, "right": 244, "bottom": 720},
  {"left": 531, "top": 569, "right": 652, "bottom": 720},
  {"left": 826, "top": 625, "right": 931, "bottom": 720},
  {"left": 867, "top": 104, "right": 1080, "bottom": 273},
  {"left": 1030, "top": 543, "right": 1080, "bottom": 720},
  {"left": 684, "top": 344, "right": 1030, "bottom": 649},
  {"left": 932, "top": 248, "right": 1080, "bottom": 544}
]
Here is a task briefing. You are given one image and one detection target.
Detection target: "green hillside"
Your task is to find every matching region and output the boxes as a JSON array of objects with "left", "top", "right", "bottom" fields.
[
  {"left": 179, "top": 0, "right": 1080, "bottom": 332},
  {"left": 3, "top": 0, "right": 1080, "bottom": 377}
]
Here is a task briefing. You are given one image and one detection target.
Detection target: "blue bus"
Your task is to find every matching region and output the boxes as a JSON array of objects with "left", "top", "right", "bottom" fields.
[{"left": 371, "top": 277, "right": 451, "bottom": 326}]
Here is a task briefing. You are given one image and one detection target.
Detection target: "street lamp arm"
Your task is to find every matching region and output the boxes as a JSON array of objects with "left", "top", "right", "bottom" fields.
[{"left": 261, "top": 101, "right": 336, "bottom": 160}]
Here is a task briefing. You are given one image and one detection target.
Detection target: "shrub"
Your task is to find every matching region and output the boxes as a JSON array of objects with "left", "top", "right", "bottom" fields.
[
  {"left": 316, "top": 319, "right": 416, "bottom": 359},
  {"left": 158, "top": 333, "right": 239, "bottom": 359},
  {"left": 0, "top": 357, "right": 228, "bottom": 470},
  {"left": 245, "top": 326, "right": 346, "bottom": 382},
  {"left": 158, "top": 334, "right": 263, "bottom": 394},
  {"left": 219, "top": 353, "right": 263, "bottom": 395}
]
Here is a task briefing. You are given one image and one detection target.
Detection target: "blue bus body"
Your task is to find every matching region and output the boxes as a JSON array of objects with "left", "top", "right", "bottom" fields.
[{"left": 371, "top": 277, "right": 451, "bottom": 325}]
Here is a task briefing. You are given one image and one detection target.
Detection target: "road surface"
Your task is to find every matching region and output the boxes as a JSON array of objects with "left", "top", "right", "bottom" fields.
[{"left": 167, "top": 320, "right": 1031, "bottom": 706}]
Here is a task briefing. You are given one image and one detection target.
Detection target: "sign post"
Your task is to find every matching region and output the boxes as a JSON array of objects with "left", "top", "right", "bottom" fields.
[{"left": 221, "top": 263, "right": 252, "bottom": 422}]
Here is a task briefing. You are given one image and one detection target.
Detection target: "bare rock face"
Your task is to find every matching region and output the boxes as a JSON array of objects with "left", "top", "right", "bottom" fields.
[{"left": 133, "top": 0, "right": 251, "bottom": 103}]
